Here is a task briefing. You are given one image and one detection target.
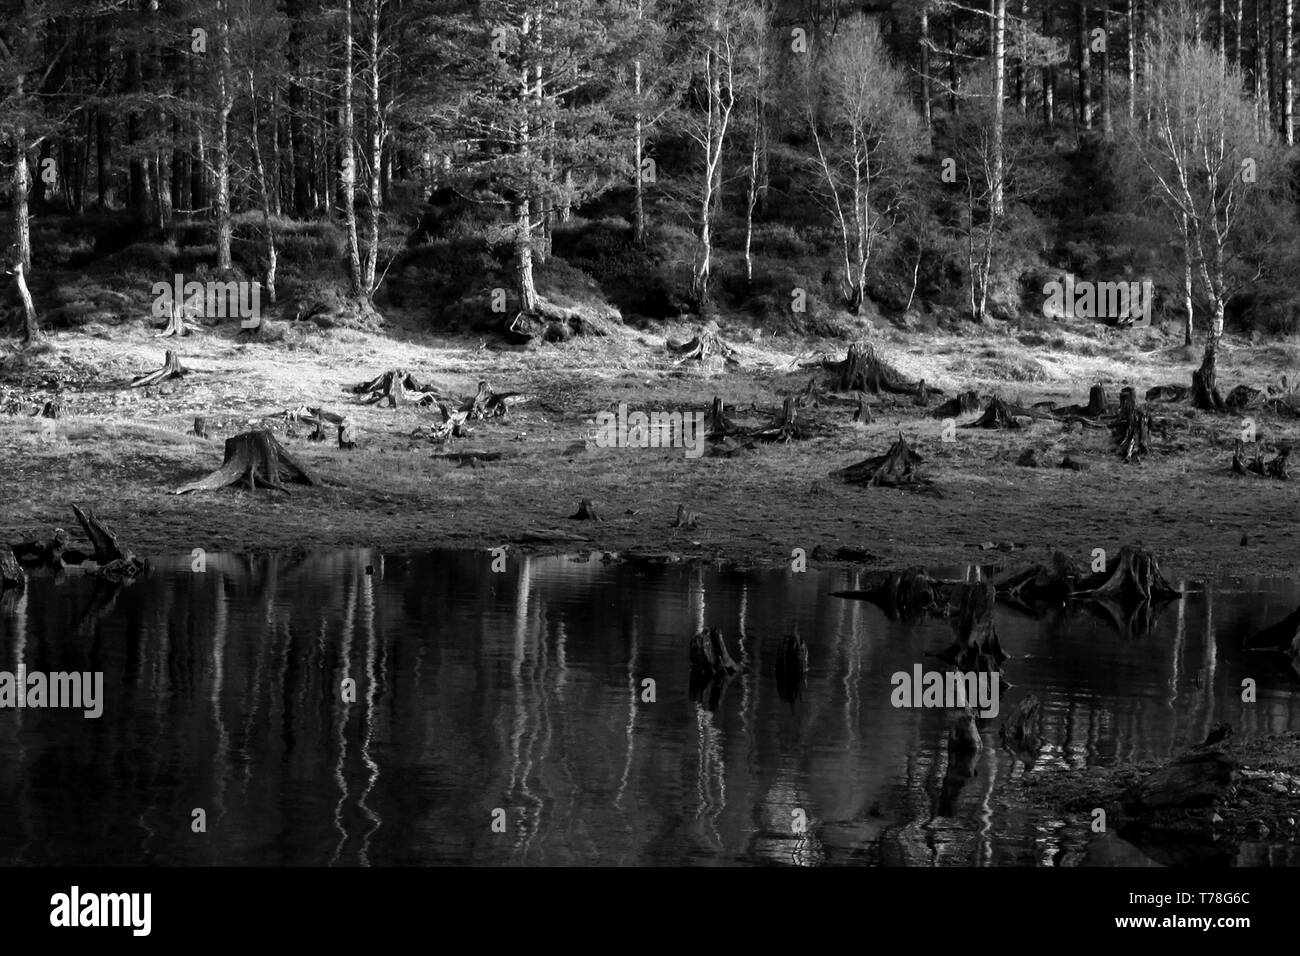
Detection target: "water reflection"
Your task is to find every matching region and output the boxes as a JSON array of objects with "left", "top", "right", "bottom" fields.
[{"left": 0, "top": 550, "right": 1297, "bottom": 866}]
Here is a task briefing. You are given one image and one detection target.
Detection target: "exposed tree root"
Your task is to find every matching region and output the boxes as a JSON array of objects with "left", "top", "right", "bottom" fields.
[{"left": 831, "top": 433, "right": 928, "bottom": 488}]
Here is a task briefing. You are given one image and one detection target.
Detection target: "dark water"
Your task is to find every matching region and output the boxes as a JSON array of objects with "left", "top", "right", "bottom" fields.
[{"left": 1, "top": 550, "right": 1297, "bottom": 867}]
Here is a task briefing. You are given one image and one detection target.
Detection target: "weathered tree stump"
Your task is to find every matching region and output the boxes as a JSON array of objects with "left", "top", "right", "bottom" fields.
[
  {"left": 930, "top": 389, "right": 981, "bottom": 419},
  {"left": 993, "top": 550, "right": 1083, "bottom": 608},
  {"left": 192, "top": 416, "right": 208, "bottom": 438},
  {"left": 1073, "top": 545, "right": 1179, "bottom": 603},
  {"left": 749, "top": 396, "right": 807, "bottom": 442},
  {"left": 830, "top": 342, "right": 934, "bottom": 397},
  {"left": 833, "top": 566, "right": 936, "bottom": 619},
  {"left": 706, "top": 396, "right": 740, "bottom": 437},
  {"left": 40, "top": 398, "right": 63, "bottom": 419},
  {"left": 775, "top": 634, "right": 809, "bottom": 704},
  {"left": 460, "top": 380, "right": 528, "bottom": 419},
  {"left": 852, "top": 391, "right": 871, "bottom": 423},
  {"left": 129, "top": 350, "right": 187, "bottom": 388},
  {"left": 337, "top": 421, "right": 357, "bottom": 450},
  {"left": 1191, "top": 344, "right": 1226, "bottom": 411},
  {"left": 962, "top": 396, "right": 1021, "bottom": 429},
  {"left": 175, "top": 429, "right": 319, "bottom": 493},
  {"left": 0, "top": 544, "right": 24, "bottom": 590},
  {"left": 155, "top": 300, "right": 189, "bottom": 338},
  {"left": 352, "top": 369, "right": 442, "bottom": 407},
  {"left": 831, "top": 433, "right": 926, "bottom": 488},
  {"left": 1232, "top": 439, "right": 1290, "bottom": 479},
  {"left": 1110, "top": 386, "right": 1152, "bottom": 460},
  {"left": 1126, "top": 750, "right": 1237, "bottom": 811},
  {"left": 70, "top": 504, "right": 146, "bottom": 580},
  {"left": 568, "top": 497, "right": 601, "bottom": 521},
  {"left": 671, "top": 504, "right": 699, "bottom": 528},
  {"left": 667, "top": 320, "right": 741, "bottom": 365},
  {"left": 9, "top": 528, "right": 71, "bottom": 569},
  {"left": 689, "top": 626, "right": 740, "bottom": 677},
  {"left": 1015, "top": 448, "right": 1039, "bottom": 467}
]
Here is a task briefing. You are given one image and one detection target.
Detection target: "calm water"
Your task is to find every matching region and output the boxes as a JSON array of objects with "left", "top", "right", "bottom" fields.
[{"left": 0, "top": 550, "right": 1297, "bottom": 867}]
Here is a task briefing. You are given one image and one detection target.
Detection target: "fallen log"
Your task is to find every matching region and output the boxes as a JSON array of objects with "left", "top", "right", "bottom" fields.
[
  {"left": 175, "top": 429, "right": 319, "bottom": 493},
  {"left": 830, "top": 433, "right": 927, "bottom": 488},
  {"left": 129, "top": 349, "right": 187, "bottom": 388},
  {"left": 667, "top": 320, "right": 741, "bottom": 365},
  {"left": 351, "top": 369, "right": 442, "bottom": 407}
]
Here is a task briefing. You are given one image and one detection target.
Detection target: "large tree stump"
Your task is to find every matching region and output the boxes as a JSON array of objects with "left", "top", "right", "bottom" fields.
[
  {"left": 831, "top": 433, "right": 926, "bottom": 488},
  {"left": 962, "top": 396, "right": 1022, "bottom": 429},
  {"left": 830, "top": 342, "right": 934, "bottom": 397},
  {"left": 1110, "top": 386, "right": 1152, "bottom": 460},
  {"left": 667, "top": 320, "right": 741, "bottom": 365},
  {"left": 175, "top": 429, "right": 319, "bottom": 493},
  {"left": 352, "top": 369, "right": 442, "bottom": 407},
  {"left": 689, "top": 626, "right": 740, "bottom": 678},
  {"left": 1073, "top": 545, "right": 1179, "bottom": 603},
  {"left": 129, "top": 350, "right": 187, "bottom": 388},
  {"left": 1191, "top": 343, "right": 1226, "bottom": 411}
]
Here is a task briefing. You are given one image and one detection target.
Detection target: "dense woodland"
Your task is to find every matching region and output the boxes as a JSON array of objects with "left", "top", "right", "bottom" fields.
[{"left": 1, "top": 0, "right": 1298, "bottom": 393}]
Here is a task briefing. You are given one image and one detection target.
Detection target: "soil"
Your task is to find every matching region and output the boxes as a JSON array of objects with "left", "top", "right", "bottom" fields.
[{"left": 2, "top": 313, "right": 1298, "bottom": 580}]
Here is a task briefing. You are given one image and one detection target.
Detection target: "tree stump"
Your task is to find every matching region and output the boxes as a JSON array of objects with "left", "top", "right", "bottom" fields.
[
  {"left": 70, "top": 504, "right": 146, "bottom": 580},
  {"left": 1232, "top": 440, "right": 1290, "bottom": 479},
  {"left": 749, "top": 396, "right": 807, "bottom": 442},
  {"left": 930, "top": 389, "right": 981, "bottom": 419},
  {"left": 1073, "top": 545, "right": 1179, "bottom": 603},
  {"left": 40, "top": 398, "right": 63, "bottom": 419},
  {"left": 0, "top": 544, "right": 24, "bottom": 590},
  {"left": 831, "top": 433, "right": 926, "bottom": 487},
  {"left": 9, "top": 528, "right": 70, "bottom": 569},
  {"left": 337, "top": 421, "right": 357, "bottom": 450},
  {"left": 852, "top": 391, "right": 871, "bottom": 423},
  {"left": 192, "top": 416, "right": 208, "bottom": 438},
  {"left": 460, "top": 380, "right": 527, "bottom": 419},
  {"left": 706, "top": 396, "right": 740, "bottom": 437},
  {"left": 962, "top": 396, "right": 1021, "bottom": 429},
  {"left": 569, "top": 497, "right": 601, "bottom": 521},
  {"left": 129, "top": 350, "right": 187, "bottom": 388},
  {"left": 175, "top": 429, "right": 319, "bottom": 493},
  {"left": 830, "top": 342, "right": 933, "bottom": 396},
  {"left": 1110, "top": 386, "right": 1152, "bottom": 460},
  {"left": 1191, "top": 344, "right": 1226, "bottom": 411},
  {"left": 689, "top": 626, "right": 739, "bottom": 677},
  {"left": 671, "top": 503, "right": 698, "bottom": 528},
  {"left": 667, "top": 320, "right": 741, "bottom": 365},
  {"left": 352, "top": 369, "right": 441, "bottom": 407},
  {"left": 1126, "top": 750, "right": 1237, "bottom": 811}
]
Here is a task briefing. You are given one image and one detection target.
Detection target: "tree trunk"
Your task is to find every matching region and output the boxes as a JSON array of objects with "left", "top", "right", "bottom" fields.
[
  {"left": 1127, "top": 0, "right": 1137, "bottom": 119},
  {"left": 1100, "top": 3, "right": 1112, "bottom": 135},
  {"left": 1287, "top": 0, "right": 1294, "bottom": 144},
  {"left": 215, "top": 0, "right": 233, "bottom": 271},
  {"left": 920, "top": 5, "right": 933, "bottom": 128},
  {"left": 1044, "top": 2, "right": 1056, "bottom": 126},
  {"left": 341, "top": 0, "right": 363, "bottom": 294},
  {"left": 992, "top": 0, "right": 1006, "bottom": 214},
  {"left": 1079, "top": 1, "right": 1092, "bottom": 130},
  {"left": 175, "top": 430, "right": 319, "bottom": 494},
  {"left": 361, "top": 0, "right": 382, "bottom": 292}
]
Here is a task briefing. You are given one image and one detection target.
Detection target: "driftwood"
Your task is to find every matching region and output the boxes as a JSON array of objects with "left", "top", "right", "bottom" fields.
[
  {"left": 129, "top": 349, "right": 187, "bottom": 388},
  {"left": 352, "top": 369, "right": 442, "bottom": 407},
  {"left": 689, "top": 626, "right": 740, "bottom": 678},
  {"left": 175, "top": 429, "right": 319, "bottom": 493},
  {"left": 831, "top": 433, "right": 927, "bottom": 488},
  {"left": 1231, "top": 439, "right": 1290, "bottom": 479},
  {"left": 962, "top": 396, "right": 1021, "bottom": 430},
  {"left": 774, "top": 634, "right": 808, "bottom": 705},
  {"left": 667, "top": 320, "right": 741, "bottom": 365}
]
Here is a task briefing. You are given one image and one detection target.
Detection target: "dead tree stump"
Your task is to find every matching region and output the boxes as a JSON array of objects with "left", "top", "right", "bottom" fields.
[
  {"left": 831, "top": 433, "right": 926, "bottom": 487},
  {"left": 175, "top": 429, "right": 319, "bottom": 493},
  {"left": 667, "top": 321, "right": 741, "bottom": 365},
  {"left": 962, "top": 396, "right": 1021, "bottom": 429},
  {"left": 192, "top": 416, "right": 208, "bottom": 438},
  {"left": 70, "top": 504, "right": 146, "bottom": 580},
  {"left": 568, "top": 498, "right": 601, "bottom": 521},
  {"left": 852, "top": 391, "right": 871, "bottom": 423},
  {"left": 0, "top": 544, "right": 24, "bottom": 590},
  {"left": 689, "top": 626, "right": 740, "bottom": 677},
  {"left": 831, "top": 342, "right": 933, "bottom": 397},
  {"left": 749, "top": 396, "right": 808, "bottom": 442},
  {"left": 40, "top": 398, "right": 63, "bottom": 419},
  {"left": 706, "top": 396, "right": 740, "bottom": 437},
  {"left": 1192, "top": 345, "right": 1226, "bottom": 411},
  {"left": 930, "top": 389, "right": 981, "bottom": 419},
  {"left": 1073, "top": 545, "right": 1179, "bottom": 603},
  {"left": 1110, "top": 386, "right": 1152, "bottom": 460},
  {"left": 352, "top": 369, "right": 441, "bottom": 407},
  {"left": 337, "top": 421, "right": 357, "bottom": 450},
  {"left": 129, "top": 350, "right": 187, "bottom": 388}
]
